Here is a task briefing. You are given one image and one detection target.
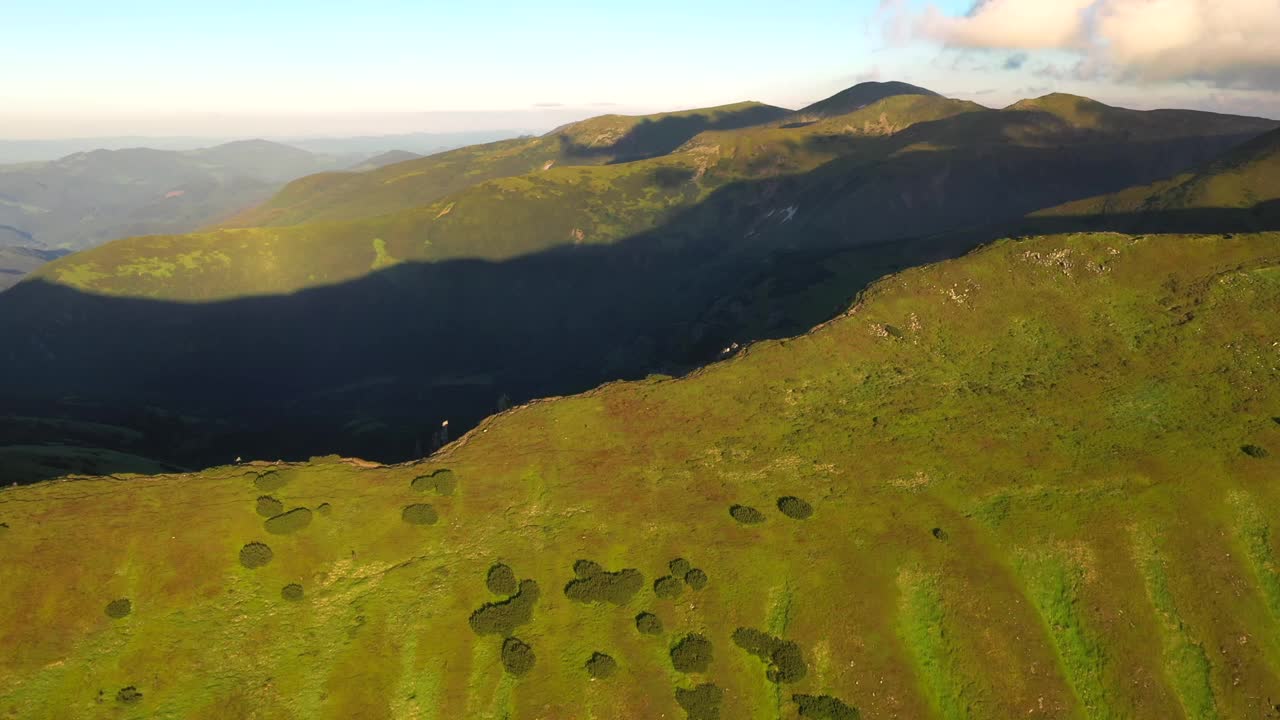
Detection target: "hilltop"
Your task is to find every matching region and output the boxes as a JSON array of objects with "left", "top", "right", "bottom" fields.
[{"left": 1, "top": 229, "right": 1277, "bottom": 718}]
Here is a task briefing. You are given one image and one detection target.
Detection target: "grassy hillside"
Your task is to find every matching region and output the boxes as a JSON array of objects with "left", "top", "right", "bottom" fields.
[
  {"left": 222, "top": 102, "right": 791, "bottom": 228},
  {"left": 1028, "top": 127, "right": 1280, "bottom": 234},
  {"left": 2, "top": 231, "right": 1278, "bottom": 719}
]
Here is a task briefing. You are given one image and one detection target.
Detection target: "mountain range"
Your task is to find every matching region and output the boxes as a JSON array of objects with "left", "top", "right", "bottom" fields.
[{"left": 0, "top": 82, "right": 1273, "bottom": 477}]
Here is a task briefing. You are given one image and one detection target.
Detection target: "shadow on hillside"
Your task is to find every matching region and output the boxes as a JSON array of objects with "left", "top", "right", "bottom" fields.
[
  {"left": 1, "top": 109, "right": 1275, "bottom": 482},
  {"left": 558, "top": 104, "right": 789, "bottom": 162}
]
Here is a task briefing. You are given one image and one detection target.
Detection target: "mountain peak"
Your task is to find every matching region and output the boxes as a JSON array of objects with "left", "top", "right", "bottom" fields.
[{"left": 797, "top": 81, "right": 941, "bottom": 118}]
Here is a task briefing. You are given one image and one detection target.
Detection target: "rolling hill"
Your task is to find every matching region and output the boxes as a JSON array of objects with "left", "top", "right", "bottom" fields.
[
  {"left": 0, "top": 85, "right": 1275, "bottom": 474},
  {"left": 0, "top": 246, "right": 68, "bottom": 292},
  {"left": 1, "top": 229, "right": 1277, "bottom": 719},
  {"left": 0, "top": 140, "right": 362, "bottom": 255}
]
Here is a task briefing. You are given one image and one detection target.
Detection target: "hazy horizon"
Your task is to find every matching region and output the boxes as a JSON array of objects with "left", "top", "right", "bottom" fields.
[{"left": 6, "top": 0, "right": 1280, "bottom": 140}]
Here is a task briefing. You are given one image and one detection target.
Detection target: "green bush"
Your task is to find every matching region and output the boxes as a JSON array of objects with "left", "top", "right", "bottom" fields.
[
  {"left": 777, "top": 496, "right": 814, "bottom": 520},
  {"left": 316, "top": 502, "right": 332, "bottom": 516},
  {"left": 470, "top": 580, "right": 540, "bottom": 635},
  {"left": 1242, "top": 444, "right": 1270, "bottom": 458},
  {"left": 730, "top": 505, "right": 765, "bottom": 524},
  {"left": 732, "top": 627, "right": 806, "bottom": 683},
  {"left": 574, "top": 559, "right": 604, "bottom": 579},
  {"left": 402, "top": 503, "right": 439, "bottom": 525},
  {"left": 931, "top": 527, "right": 949, "bottom": 541},
  {"left": 635, "top": 612, "right": 664, "bottom": 635},
  {"left": 104, "top": 598, "right": 132, "bottom": 619},
  {"left": 239, "top": 542, "right": 273, "bottom": 569},
  {"left": 670, "top": 633, "right": 713, "bottom": 673},
  {"left": 655, "top": 575, "right": 683, "bottom": 599},
  {"left": 669, "top": 557, "right": 691, "bottom": 577},
  {"left": 675, "top": 683, "right": 723, "bottom": 720},
  {"left": 253, "top": 471, "right": 287, "bottom": 492},
  {"left": 685, "top": 568, "right": 709, "bottom": 590},
  {"left": 265, "top": 507, "right": 313, "bottom": 535},
  {"left": 256, "top": 496, "right": 283, "bottom": 517},
  {"left": 116, "top": 687, "right": 143, "bottom": 705},
  {"left": 281, "top": 583, "right": 304, "bottom": 602},
  {"left": 487, "top": 563, "right": 518, "bottom": 595},
  {"left": 501, "top": 637, "right": 536, "bottom": 677},
  {"left": 411, "top": 468, "right": 457, "bottom": 495},
  {"left": 564, "top": 567, "right": 644, "bottom": 605},
  {"left": 585, "top": 652, "right": 618, "bottom": 679},
  {"left": 793, "top": 694, "right": 860, "bottom": 720}
]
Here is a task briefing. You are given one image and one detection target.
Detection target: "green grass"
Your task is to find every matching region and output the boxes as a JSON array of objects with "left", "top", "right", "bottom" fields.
[{"left": 2, "top": 233, "right": 1280, "bottom": 718}]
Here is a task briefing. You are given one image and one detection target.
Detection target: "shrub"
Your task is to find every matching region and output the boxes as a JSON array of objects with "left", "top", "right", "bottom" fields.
[
  {"left": 670, "top": 633, "right": 713, "bottom": 673},
  {"left": 265, "top": 507, "right": 313, "bottom": 535},
  {"left": 470, "top": 580, "right": 540, "bottom": 636},
  {"left": 574, "top": 559, "right": 604, "bottom": 579},
  {"left": 316, "top": 502, "right": 332, "bottom": 516},
  {"left": 793, "top": 694, "right": 860, "bottom": 720},
  {"left": 281, "top": 584, "right": 304, "bottom": 601},
  {"left": 105, "top": 598, "right": 132, "bottom": 619},
  {"left": 669, "top": 558, "right": 691, "bottom": 577},
  {"left": 730, "top": 505, "right": 765, "bottom": 525},
  {"left": 1242, "top": 444, "right": 1270, "bottom": 458},
  {"left": 487, "top": 563, "right": 518, "bottom": 596},
  {"left": 239, "top": 542, "right": 273, "bottom": 569},
  {"left": 732, "top": 627, "right": 806, "bottom": 683},
  {"left": 1272, "top": 417, "right": 1280, "bottom": 426},
  {"left": 411, "top": 468, "right": 457, "bottom": 495},
  {"left": 402, "top": 503, "right": 439, "bottom": 525},
  {"left": 636, "top": 612, "right": 663, "bottom": 635},
  {"left": 564, "top": 567, "right": 644, "bottom": 605},
  {"left": 256, "top": 496, "right": 284, "bottom": 517},
  {"left": 675, "top": 683, "right": 723, "bottom": 720},
  {"left": 116, "top": 687, "right": 143, "bottom": 705},
  {"left": 777, "top": 496, "right": 814, "bottom": 520},
  {"left": 685, "top": 568, "right": 708, "bottom": 591},
  {"left": 585, "top": 652, "right": 618, "bottom": 679},
  {"left": 655, "top": 575, "right": 683, "bottom": 599},
  {"left": 501, "top": 637, "right": 536, "bottom": 677},
  {"left": 253, "top": 471, "right": 287, "bottom": 492},
  {"left": 931, "top": 527, "right": 949, "bottom": 541}
]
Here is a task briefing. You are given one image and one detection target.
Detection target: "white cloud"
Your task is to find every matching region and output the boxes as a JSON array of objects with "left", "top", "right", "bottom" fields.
[{"left": 892, "top": 0, "right": 1280, "bottom": 90}]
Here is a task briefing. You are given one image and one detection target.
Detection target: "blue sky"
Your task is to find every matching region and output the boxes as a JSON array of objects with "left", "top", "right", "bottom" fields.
[{"left": 3, "top": 0, "right": 1277, "bottom": 138}]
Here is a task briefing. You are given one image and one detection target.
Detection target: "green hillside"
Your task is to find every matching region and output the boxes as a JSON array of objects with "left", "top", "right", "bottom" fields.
[
  {"left": 2, "top": 230, "right": 1278, "bottom": 719},
  {"left": 1029, "top": 127, "right": 1280, "bottom": 233},
  {"left": 222, "top": 102, "right": 791, "bottom": 228}
]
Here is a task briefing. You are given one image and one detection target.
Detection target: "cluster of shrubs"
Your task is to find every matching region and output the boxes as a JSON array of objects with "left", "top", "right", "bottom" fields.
[
  {"left": 654, "top": 557, "right": 709, "bottom": 598},
  {"left": 265, "top": 507, "right": 313, "bottom": 535},
  {"left": 564, "top": 561, "right": 644, "bottom": 605},
  {"left": 675, "top": 683, "right": 723, "bottom": 720},
  {"left": 501, "top": 637, "right": 536, "bottom": 676},
  {"left": 470, "top": 579, "right": 540, "bottom": 636},
  {"left": 731, "top": 496, "right": 816, "bottom": 525},
  {"left": 281, "top": 584, "right": 304, "bottom": 602},
  {"left": 1242, "top": 444, "right": 1270, "bottom": 459},
  {"left": 401, "top": 503, "right": 439, "bottom": 526},
  {"left": 793, "top": 694, "right": 860, "bottom": 720},
  {"left": 256, "top": 496, "right": 284, "bottom": 517},
  {"left": 239, "top": 542, "right": 273, "bottom": 569},
  {"left": 411, "top": 468, "right": 458, "bottom": 495},
  {"left": 116, "top": 687, "right": 143, "bottom": 705},
  {"left": 316, "top": 503, "right": 332, "bottom": 516},
  {"left": 487, "top": 563, "right": 518, "bottom": 595},
  {"left": 635, "top": 612, "right": 664, "bottom": 635},
  {"left": 104, "top": 598, "right": 132, "bottom": 619},
  {"left": 732, "top": 627, "right": 807, "bottom": 683},
  {"left": 670, "top": 633, "right": 713, "bottom": 673},
  {"left": 253, "top": 471, "right": 288, "bottom": 492},
  {"left": 585, "top": 652, "right": 618, "bottom": 679}
]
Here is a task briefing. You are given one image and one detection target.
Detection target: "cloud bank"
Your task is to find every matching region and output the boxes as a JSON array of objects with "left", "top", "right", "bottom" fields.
[{"left": 893, "top": 0, "right": 1280, "bottom": 89}]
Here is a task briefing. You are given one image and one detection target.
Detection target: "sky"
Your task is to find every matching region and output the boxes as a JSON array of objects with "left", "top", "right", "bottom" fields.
[{"left": 3, "top": 0, "right": 1279, "bottom": 139}]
